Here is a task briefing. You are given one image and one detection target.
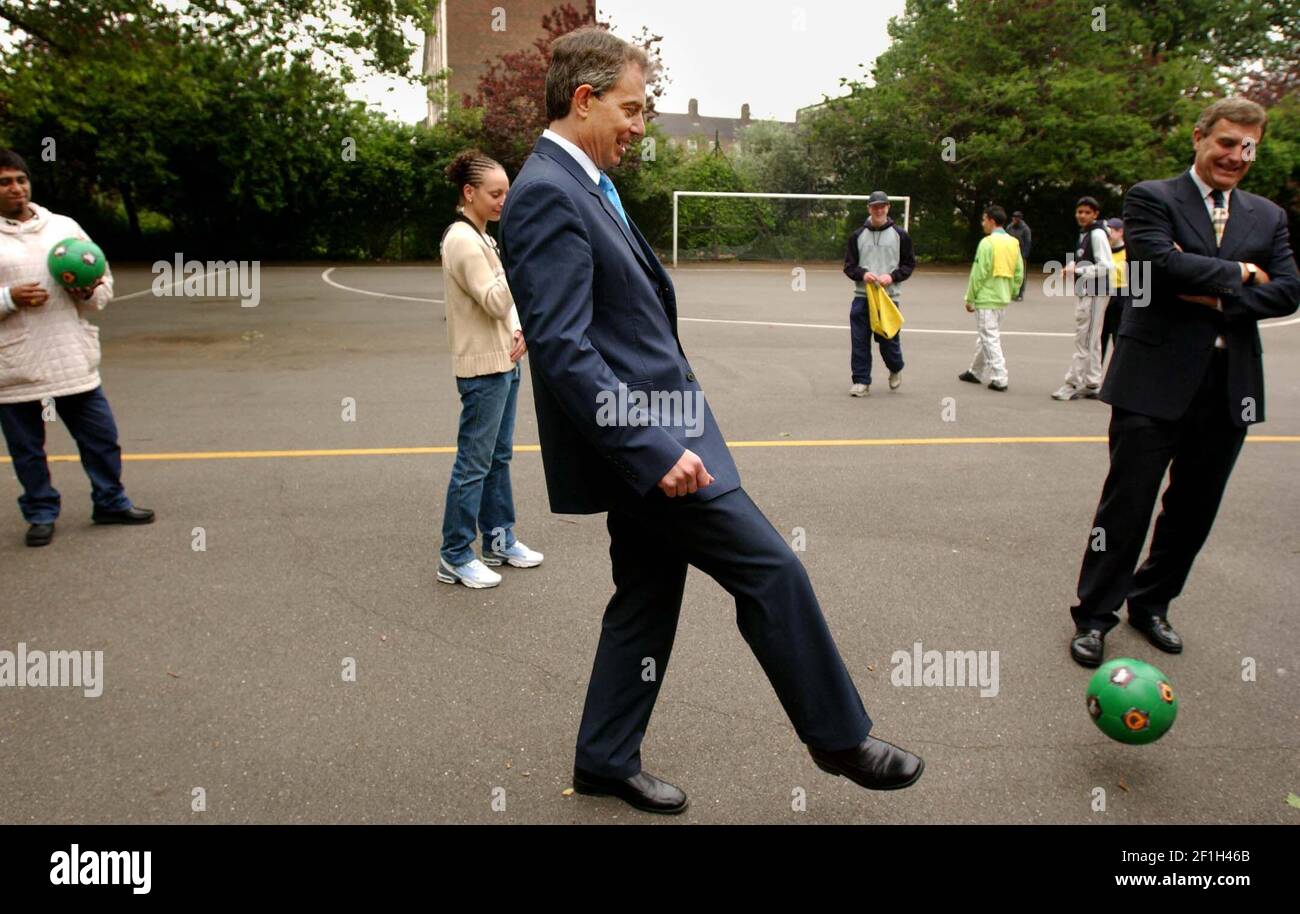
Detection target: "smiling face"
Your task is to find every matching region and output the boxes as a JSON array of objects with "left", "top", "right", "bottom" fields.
[
  {"left": 1075, "top": 205, "right": 1098, "bottom": 228},
  {"left": 464, "top": 166, "right": 509, "bottom": 224},
  {"left": 0, "top": 168, "right": 31, "bottom": 219},
  {"left": 1193, "top": 117, "right": 1262, "bottom": 192},
  {"left": 868, "top": 202, "right": 889, "bottom": 226},
  {"left": 577, "top": 63, "right": 646, "bottom": 171}
]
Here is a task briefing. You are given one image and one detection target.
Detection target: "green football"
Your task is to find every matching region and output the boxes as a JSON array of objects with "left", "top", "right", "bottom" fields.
[
  {"left": 1086, "top": 658, "right": 1177, "bottom": 744},
  {"left": 47, "top": 237, "right": 106, "bottom": 290}
]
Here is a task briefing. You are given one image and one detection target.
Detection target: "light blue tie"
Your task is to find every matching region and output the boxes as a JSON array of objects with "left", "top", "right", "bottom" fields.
[{"left": 598, "top": 172, "right": 629, "bottom": 229}]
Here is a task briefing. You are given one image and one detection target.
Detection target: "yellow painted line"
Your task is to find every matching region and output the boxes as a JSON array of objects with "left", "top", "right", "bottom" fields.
[{"left": 5, "top": 435, "right": 1298, "bottom": 465}]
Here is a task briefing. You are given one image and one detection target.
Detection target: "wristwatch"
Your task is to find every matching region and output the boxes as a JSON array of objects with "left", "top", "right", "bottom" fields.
[{"left": 1245, "top": 263, "right": 1259, "bottom": 286}]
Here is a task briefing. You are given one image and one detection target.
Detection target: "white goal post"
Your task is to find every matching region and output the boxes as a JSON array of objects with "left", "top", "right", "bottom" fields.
[{"left": 671, "top": 191, "right": 912, "bottom": 267}]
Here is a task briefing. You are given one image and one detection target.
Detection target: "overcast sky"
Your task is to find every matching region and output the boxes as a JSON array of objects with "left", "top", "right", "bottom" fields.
[{"left": 358, "top": 0, "right": 908, "bottom": 124}]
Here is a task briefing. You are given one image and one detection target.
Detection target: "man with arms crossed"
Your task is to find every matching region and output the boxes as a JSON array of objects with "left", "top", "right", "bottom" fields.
[
  {"left": 501, "top": 28, "right": 922, "bottom": 814},
  {"left": 1068, "top": 97, "right": 1299, "bottom": 666}
]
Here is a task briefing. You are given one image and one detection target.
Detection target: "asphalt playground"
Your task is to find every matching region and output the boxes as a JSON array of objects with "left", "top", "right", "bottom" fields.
[{"left": 2, "top": 261, "right": 1297, "bottom": 824}]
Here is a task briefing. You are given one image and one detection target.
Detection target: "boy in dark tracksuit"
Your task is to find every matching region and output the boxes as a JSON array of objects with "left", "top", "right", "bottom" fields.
[{"left": 842, "top": 190, "right": 917, "bottom": 396}]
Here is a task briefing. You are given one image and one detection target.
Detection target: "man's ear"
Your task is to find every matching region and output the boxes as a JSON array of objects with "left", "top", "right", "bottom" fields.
[{"left": 572, "top": 84, "right": 595, "bottom": 119}]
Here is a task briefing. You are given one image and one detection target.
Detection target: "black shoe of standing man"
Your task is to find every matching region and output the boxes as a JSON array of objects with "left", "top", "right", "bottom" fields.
[
  {"left": 92, "top": 506, "right": 156, "bottom": 525},
  {"left": 809, "top": 735, "right": 924, "bottom": 791},
  {"left": 1070, "top": 627, "right": 1106, "bottom": 667},
  {"left": 1130, "top": 617, "right": 1183, "bottom": 654},
  {"left": 25, "top": 522, "right": 54, "bottom": 547},
  {"left": 572, "top": 767, "right": 688, "bottom": 815}
]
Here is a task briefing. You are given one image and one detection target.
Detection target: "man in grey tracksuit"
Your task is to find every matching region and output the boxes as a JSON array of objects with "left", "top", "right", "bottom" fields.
[{"left": 842, "top": 190, "right": 916, "bottom": 396}]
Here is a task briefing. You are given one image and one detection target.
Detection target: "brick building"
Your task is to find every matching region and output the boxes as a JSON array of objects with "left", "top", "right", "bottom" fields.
[{"left": 424, "top": 0, "right": 564, "bottom": 125}]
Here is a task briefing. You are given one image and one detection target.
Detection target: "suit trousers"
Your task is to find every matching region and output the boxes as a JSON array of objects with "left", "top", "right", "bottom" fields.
[
  {"left": 1071, "top": 350, "right": 1246, "bottom": 631},
  {"left": 574, "top": 486, "right": 873, "bottom": 778}
]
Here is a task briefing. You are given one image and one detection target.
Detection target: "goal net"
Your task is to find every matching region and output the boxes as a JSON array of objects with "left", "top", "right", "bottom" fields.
[{"left": 671, "top": 192, "right": 911, "bottom": 266}]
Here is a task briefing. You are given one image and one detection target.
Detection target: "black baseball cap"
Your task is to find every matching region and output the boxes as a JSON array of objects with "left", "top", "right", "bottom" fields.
[{"left": 866, "top": 191, "right": 890, "bottom": 205}]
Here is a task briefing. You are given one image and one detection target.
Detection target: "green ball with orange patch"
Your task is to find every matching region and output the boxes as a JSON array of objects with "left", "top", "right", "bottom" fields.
[
  {"left": 1086, "top": 658, "right": 1177, "bottom": 744},
  {"left": 48, "top": 237, "right": 106, "bottom": 290}
]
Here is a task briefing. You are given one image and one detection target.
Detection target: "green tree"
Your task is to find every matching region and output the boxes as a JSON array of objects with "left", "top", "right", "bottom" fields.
[{"left": 804, "top": 0, "right": 1300, "bottom": 261}]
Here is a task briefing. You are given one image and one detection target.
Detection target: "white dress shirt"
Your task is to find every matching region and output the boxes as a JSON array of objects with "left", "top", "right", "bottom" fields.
[
  {"left": 542, "top": 129, "right": 601, "bottom": 185},
  {"left": 1188, "top": 166, "right": 1232, "bottom": 220},
  {"left": 1186, "top": 167, "right": 1232, "bottom": 348}
]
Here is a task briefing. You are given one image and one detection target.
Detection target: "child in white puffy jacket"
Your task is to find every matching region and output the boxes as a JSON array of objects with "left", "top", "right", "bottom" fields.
[{"left": 0, "top": 149, "right": 154, "bottom": 547}]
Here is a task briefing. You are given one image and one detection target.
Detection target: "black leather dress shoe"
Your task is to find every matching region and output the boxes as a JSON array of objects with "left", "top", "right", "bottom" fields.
[
  {"left": 809, "top": 736, "right": 924, "bottom": 791},
  {"left": 1070, "top": 627, "right": 1105, "bottom": 667},
  {"left": 91, "top": 506, "right": 156, "bottom": 525},
  {"left": 572, "top": 767, "right": 688, "bottom": 815},
  {"left": 1131, "top": 617, "right": 1183, "bottom": 654},
  {"left": 25, "top": 522, "right": 54, "bottom": 547}
]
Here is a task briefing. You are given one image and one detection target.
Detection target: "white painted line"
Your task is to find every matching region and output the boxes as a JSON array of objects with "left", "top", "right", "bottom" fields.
[
  {"left": 313, "top": 267, "right": 1299, "bottom": 336},
  {"left": 679, "top": 316, "right": 1073, "bottom": 338},
  {"left": 321, "top": 267, "right": 442, "bottom": 304},
  {"left": 113, "top": 270, "right": 239, "bottom": 302}
]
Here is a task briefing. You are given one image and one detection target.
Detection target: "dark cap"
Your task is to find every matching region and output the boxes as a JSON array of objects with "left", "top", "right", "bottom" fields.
[
  {"left": 1076, "top": 196, "right": 1101, "bottom": 211},
  {"left": 1012, "top": 210, "right": 1024, "bottom": 218},
  {"left": 866, "top": 191, "right": 890, "bottom": 205},
  {"left": 1105, "top": 217, "right": 1123, "bottom": 229}
]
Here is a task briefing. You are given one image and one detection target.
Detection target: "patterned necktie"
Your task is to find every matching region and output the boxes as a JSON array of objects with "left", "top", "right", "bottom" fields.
[
  {"left": 1211, "top": 189, "right": 1228, "bottom": 247},
  {"left": 598, "top": 172, "right": 629, "bottom": 229}
]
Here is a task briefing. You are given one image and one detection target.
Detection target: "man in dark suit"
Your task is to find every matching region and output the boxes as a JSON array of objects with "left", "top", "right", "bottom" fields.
[
  {"left": 1069, "top": 97, "right": 1300, "bottom": 666},
  {"left": 500, "top": 28, "right": 922, "bottom": 813}
]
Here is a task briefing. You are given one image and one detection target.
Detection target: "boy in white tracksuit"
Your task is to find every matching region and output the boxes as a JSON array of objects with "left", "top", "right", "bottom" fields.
[{"left": 1053, "top": 196, "right": 1114, "bottom": 400}]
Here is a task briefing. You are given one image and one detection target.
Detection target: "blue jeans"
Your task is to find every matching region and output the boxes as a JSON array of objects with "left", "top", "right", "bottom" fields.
[
  {"left": 440, "top": 364, "right": 520, "bottom": 566},
  {"left": 849, "top": 295, "right": 904, "bottom": 385},
  {"left": 0, "top": 386, "right": 133, "bottom": 523}
]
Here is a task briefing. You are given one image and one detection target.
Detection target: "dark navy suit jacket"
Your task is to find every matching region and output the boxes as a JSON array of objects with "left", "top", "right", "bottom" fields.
[
  {"left": 499, "top": 136, "right": 741, "bottom": 514},
  {"left": 1104, "top": 171, "right": 1299, "bottom": 426}
]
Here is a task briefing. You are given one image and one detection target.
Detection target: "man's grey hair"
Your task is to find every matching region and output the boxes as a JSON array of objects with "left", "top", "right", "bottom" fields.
[
  {"left": 1195, "top": 96, "right": 1268, "bottom": 140},
  {"left": 546, "top": 27, "right": 651, "bottom": 122}
]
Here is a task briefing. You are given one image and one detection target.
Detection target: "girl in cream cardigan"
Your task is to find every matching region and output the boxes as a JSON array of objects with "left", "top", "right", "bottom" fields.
[{"left": 436, "top": 150, "right": 543, "bottom": 588}]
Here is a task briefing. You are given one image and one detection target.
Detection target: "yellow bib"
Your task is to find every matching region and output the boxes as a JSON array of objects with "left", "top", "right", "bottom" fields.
[{"left": 866, "top": 283, "right": 904, "bottom": 339}]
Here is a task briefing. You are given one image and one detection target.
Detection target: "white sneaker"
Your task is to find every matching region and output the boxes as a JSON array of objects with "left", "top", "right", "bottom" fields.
[
  {"left": 437, "top": 558, "right": 502, "bottom": 588},
  {"left": 482, "top": 541, "right": 544, "bottom": 568},
  {"left": 888, "top": 371, "right": 902, "bottom": 390},
  {"left": 1051, "top": 384, "right": 1079, "bottom": 401},
  {"left": 849, "top": 383, "right": 870, "bottom": 397}
]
